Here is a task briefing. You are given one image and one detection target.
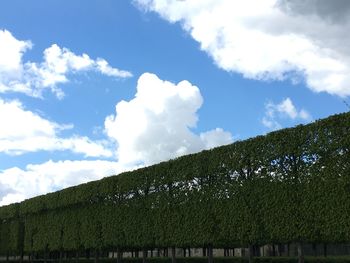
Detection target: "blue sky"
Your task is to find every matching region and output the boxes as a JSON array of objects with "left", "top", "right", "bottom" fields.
[{"left": 0, "top": 0, "right": 349, "bottom": 205}]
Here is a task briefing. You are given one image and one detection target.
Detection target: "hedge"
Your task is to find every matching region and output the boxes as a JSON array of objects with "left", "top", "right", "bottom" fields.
[{"left": 0, "top": 112, "right": 349, "bottom": 255}]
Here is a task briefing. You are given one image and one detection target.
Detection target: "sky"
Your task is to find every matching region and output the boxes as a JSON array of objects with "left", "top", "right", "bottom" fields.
[{"left": 0, "top": 0, "right": 349, "bottom": 205}]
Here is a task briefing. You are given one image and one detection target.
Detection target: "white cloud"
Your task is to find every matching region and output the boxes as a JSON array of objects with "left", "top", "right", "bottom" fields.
[
  {"left": 136, "top": 0, "right": 350, "bottom": 97},
  {"left": 0, "top": 160, "right": 122, "bottom": 206},
  {"left": 105, "top": 72, "right": 233, "bottom": 167},
  {"left": 0, "top": 30, "right": 32, "bottom": 74},
  {"left": 0, "top": 98, "right": 112, "bottom": 157},
  {"left": 262, "top": 97, "right": 311, "bottom": 130},
  {"left": 200, "top": 128, "right": 233, "bottom": 149},
  {"left": 95, "top": 58, "right": 133, "bottom": 78},
  {"left": 0, "top": 30, "right": 132, "bottom": 99},
  {"left": 275, "top": 97, "right": 299, "bottom": 119}
]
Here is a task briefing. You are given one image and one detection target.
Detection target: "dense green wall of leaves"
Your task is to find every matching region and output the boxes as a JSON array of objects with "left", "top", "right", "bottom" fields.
[{"left": 0, "top": 112, "right": 349, "bottom": 254}]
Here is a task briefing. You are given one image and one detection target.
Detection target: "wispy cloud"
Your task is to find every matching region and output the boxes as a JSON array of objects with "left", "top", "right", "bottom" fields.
[
  {"left": 262, "top": 97, "right": 311, "bottom": 130},
  {"left": 0, "top": 160, "right": 122, "bottom": 206},
  {"left": 0, "top": 30, "right": 132, "bottom": 99},
  {"left": 0, "top": 98, "right": 113, "bottom": 157}
]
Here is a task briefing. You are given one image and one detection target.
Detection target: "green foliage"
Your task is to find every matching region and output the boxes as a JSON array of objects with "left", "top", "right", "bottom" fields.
[
  {"left": 1, "top": 112, "right": 350, "bottom": 253},
  {"left": 0, "top": 203, "right": 23, "bottom": 254}
]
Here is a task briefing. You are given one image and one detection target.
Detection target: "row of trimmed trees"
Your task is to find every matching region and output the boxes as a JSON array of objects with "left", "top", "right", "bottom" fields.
[{"left": 1, "top": 112, "right": 350, "bottom": 263}]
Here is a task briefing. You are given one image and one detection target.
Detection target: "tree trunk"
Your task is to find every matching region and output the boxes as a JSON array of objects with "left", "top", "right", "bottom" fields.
[
  {"left": 297, "top": 242, "right": 304, "bottom": 263},
  {"left": 208, "top": 245, "right": 213, "bottom": 263},
  {"left": 44, "top": 247, "right": 48, "bottom": 263},
  {"left": 323, "top": 243, "right": 327, "bottom": 257},
  {"left": 94, "top": 249, "right": 99, "bottom": 263},
  {"left": 171, "top": 247, "right": 176, "bottom": 263},
  {"left": 6, "top": 251, "right": 9, "bottom": 263},
  {"left": 59, "top": 249, "right": 63, "bottom": 263},
  {"left": 117, "top": 248, "right": 122, "bottom": 263},
  {"left": 312, "top": 243, "right": 317, "bottom": 257},
  {"left": 248, "top": 245, "right": 254, "bottom": 263},
  {"left": 254, "top": 245, "right": 260, "bottom": 257},
  {"left": 278, "top": 244, "right": 283, "bottom": 257},
  {"left": 75, "top": 251, "right": 79, "bottom": 263},
  {"left": 287, "top": 243, "right": 290, "bottom": 257},
  {"left": 142, "top": 249, "right": 147, "bottom": 263}
]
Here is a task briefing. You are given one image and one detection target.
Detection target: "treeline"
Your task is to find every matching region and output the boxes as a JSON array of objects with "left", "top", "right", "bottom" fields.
[{"left": 0, "top": 112, "right": 350, "bottom": 263}]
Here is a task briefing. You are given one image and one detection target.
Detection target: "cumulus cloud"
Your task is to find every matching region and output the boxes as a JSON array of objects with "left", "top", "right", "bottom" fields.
[
  {"left": 0, "top": 30, "right": 32, "bottom": 74},
  {"left": 0, "top": 182, "right": 14, "bottom": 203},
  {"left": 105, "top": 72, "right": 233, "bottom": 167},
  {"left": 136, "top": 0, "right": 350, "bottom": 97},
  {"left": 262, "top": 97, "right": 311, "bottom": 130},
  {"left": 0, "top": 30, "right": 132, "bottom": 99},
  {"left": 0, "top": 160, "right": 122, "bottom": 206},
  {"left": 0, "top": 98, "right": 112, "bottom": 157},
  {"left": 277, "top": 0, "right": 350, "bottom": 24}
]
